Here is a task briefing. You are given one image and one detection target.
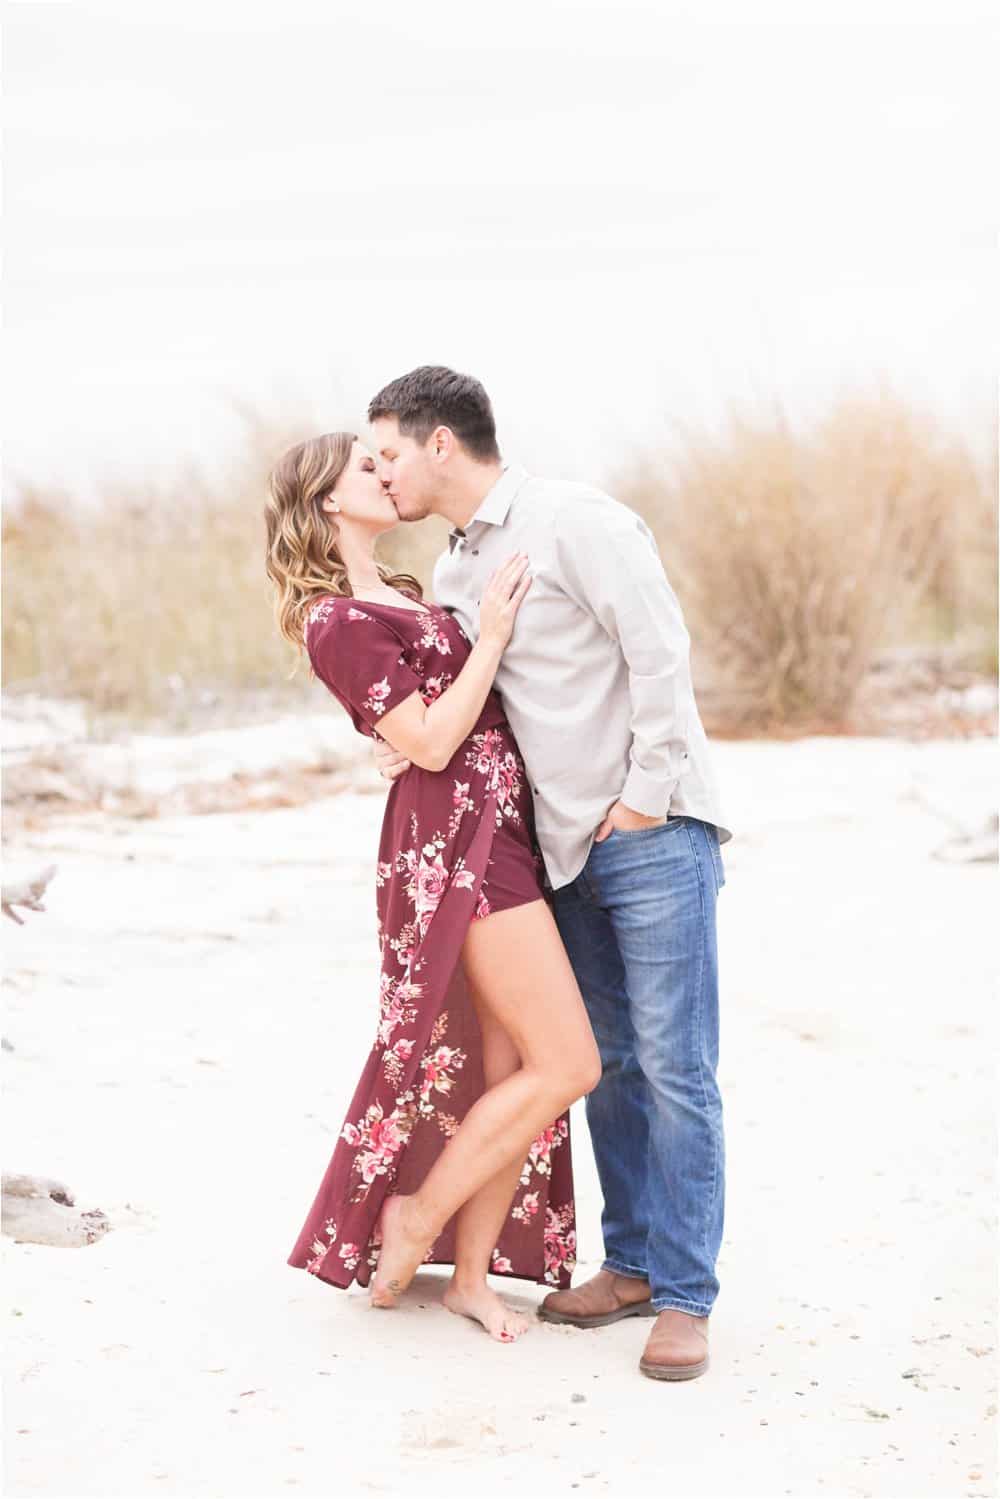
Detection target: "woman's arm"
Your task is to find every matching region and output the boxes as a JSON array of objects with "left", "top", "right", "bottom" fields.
[{"left": 374, "top": 553, "right": 531, "bottom": 773}]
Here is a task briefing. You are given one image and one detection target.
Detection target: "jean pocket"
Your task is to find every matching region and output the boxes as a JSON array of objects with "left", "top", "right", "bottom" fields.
[
  {"left": 608, "top": 816, "right": 686, "bottom": 840},
  {"left": 709, "top": 827, "right": 726, "bottom": 890}
]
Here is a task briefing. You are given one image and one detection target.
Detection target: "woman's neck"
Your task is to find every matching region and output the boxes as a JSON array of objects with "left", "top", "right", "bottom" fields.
[{"left": 337, "top": 531, "right": 383, "bottom": 593}]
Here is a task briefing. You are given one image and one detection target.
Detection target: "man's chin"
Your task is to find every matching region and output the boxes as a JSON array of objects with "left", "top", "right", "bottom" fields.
[{"left": 392, "top": 500, "right": 425, "bottom": 523}]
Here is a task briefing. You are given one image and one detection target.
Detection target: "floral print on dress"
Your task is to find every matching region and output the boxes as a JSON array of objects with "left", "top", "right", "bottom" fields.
[
  {"left": 520, "top": 1118, "right": 570, "bottom": 1185},
  {"left": 287, "top": 595, "right": 574, "bottom": 1293},
  {"left": 416, "top": 610, "right": 452, "bottom": 657},
  {"left": 363, "top": 677, "right": 392, "bottom": 717},
  {"left": 421, "top": 673, "right": 452, "bottom": 705},
  {"left": 341, "top": 1099, "right": 416, "bottom": 1192},
  {"left": 543, "top": 1203, "right": 577, "bottom": 1284},
  {"left": 305, "top": 598, "right": 426, "bottom": 735},
  {"left": 304, "top": 596, "right": 336, "bottom": 636}
]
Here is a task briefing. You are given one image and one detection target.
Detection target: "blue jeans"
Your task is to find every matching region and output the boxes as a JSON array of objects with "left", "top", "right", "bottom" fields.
[{"left": 551, "top": 815, "right": 726, "bottom": 1317}]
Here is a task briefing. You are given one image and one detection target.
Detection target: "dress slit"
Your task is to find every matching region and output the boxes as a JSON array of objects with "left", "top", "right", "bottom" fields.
[{"left": 286, "top": 610, "right": 577, "bottom": 1293}]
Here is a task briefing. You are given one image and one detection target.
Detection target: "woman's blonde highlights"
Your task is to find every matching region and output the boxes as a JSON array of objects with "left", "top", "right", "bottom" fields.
[{"left": 263, "top": 431, "right": 422, "bottom": 662}]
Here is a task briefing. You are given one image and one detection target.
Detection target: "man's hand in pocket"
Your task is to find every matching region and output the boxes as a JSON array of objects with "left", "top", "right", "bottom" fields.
[
  {"left": 593, "top": 800, "right": 667, "bottom": 844},
  {"left": 373, "top": 736, "right": 412, "bottom": 783}
]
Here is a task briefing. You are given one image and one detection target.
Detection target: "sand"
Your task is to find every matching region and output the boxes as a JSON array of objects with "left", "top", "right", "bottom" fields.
[{"left": 3, "top": 727, "right": 997, "bottom": 1498}]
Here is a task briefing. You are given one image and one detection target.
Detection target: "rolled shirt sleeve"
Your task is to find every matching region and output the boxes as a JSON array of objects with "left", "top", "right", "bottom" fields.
[{"left": 552, "top": 500, "right": 691, "bottom": 818}]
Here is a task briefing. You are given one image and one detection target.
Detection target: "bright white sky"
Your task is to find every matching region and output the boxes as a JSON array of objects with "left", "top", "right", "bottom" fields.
[{"left": 4, "top": 0, "right": 997, "bottom": 495}]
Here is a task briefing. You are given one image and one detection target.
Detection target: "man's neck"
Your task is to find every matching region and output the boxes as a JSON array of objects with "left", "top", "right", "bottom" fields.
[{"left": 432, "top": 459, "right": 505, "bottom": 531}]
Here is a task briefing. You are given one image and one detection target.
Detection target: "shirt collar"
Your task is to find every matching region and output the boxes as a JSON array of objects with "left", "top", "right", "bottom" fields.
[{"left": 447, "top": 463, "right": 528, "bottom": 552}]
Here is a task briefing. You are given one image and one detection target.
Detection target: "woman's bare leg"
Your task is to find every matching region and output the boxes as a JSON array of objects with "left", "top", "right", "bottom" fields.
[
  {"left": 372, "top": 898, "right": 599, "bottom": 1308},
  {"left": 443, "top": 978, "right": 532, "bottom": 1341}
]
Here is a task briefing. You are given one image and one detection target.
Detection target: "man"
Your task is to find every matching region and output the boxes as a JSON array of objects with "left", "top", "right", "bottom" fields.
[{"left": 367, "top": 365, "right": 731, "bottom": 1381}]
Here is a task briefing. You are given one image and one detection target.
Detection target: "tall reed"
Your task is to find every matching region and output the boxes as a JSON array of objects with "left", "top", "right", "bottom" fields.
[
  {"left": 3, "top": 393, "right": 994, "bottom": 732},
  {"left": 615, "top": 392, "right": 996, "bottom": 729}
]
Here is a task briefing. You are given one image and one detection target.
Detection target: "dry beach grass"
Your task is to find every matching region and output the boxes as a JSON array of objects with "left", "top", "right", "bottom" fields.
[
  {"left": 614, "top": 391, "right": 997, "bottom": 731},
  {"left": 3, "top": 392, "right": 995, "bottom": 738}
]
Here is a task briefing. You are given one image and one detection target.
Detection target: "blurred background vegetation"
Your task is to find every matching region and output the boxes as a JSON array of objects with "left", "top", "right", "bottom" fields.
[{"left": 3, "top": 390, "right": 996, "bottom": 738}]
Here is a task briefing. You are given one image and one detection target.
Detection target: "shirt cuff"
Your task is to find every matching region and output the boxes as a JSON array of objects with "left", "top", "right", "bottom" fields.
[{"left": 620, "top": 763, "right": 678, "bottom": 819}]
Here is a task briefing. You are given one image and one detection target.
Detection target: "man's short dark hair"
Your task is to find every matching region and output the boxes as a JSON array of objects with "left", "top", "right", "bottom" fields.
[{"left": 367, "top": 366, "right": 501, "bottom": 463}]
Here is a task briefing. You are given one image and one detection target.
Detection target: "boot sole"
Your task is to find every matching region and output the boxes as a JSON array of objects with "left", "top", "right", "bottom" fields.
[
  {"left": 537, "top": 1299, "right": 658, "bottom": 1329},
  {"left": 639, "top": 1354, "right": 710, "bottom": 1381}
]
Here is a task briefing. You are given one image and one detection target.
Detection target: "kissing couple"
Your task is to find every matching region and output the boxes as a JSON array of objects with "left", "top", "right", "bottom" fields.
[{"left": 266, "top": 365, "right": 731, "bottom": 1381}]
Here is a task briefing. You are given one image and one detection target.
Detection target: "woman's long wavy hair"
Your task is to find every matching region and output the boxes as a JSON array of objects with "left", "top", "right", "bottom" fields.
[{"left": 264, "top": 431, "right": 423, "bottom": 660}]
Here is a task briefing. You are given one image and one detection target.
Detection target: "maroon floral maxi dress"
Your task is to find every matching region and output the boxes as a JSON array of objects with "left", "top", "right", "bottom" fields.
[{"left": 286, "top": 593, "right": 576, "bottom": 1292}]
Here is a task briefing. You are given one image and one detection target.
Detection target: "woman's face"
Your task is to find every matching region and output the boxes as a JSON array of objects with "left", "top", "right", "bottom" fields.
[{"left": 326, "top": 440, "right": 399, "bottom": 532}]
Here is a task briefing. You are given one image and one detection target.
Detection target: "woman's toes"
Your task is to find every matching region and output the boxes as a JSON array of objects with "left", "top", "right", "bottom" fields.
[
  {"left": 499, "top": 1309, "right": 531, "bottom": 1341},
  {"left": 493, "top": 1314, "right": 524, "bottom": 1343},
  {"left": 442, "top": 1279, "right": 533, "bottom": 1342}
]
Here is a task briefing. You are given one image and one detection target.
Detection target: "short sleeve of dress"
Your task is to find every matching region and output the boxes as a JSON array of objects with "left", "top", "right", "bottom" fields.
[{"left": 305, "top": 601, "right": 425, "bottom": 736}]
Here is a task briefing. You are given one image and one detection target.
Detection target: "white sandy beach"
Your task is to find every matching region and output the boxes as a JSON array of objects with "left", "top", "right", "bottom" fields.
[{"left": 3, "top": 726, "right": 997, "bottom": 1499}]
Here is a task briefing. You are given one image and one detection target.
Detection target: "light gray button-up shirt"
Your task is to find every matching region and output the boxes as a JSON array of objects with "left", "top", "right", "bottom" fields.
[{"left": 432, "top": 463, "right": 732, "bottom": 891}]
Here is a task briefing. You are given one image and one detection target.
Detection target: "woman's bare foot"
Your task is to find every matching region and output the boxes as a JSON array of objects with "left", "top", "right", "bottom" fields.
[
  {"left": 443, "top": 1276, "right": 532, "bottom": 1343},
  {"left": 370, "top": 1194, "right": 434, "bottom": 1308}
]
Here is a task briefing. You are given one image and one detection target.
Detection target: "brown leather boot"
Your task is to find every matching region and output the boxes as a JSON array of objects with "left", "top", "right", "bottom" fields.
[
  {"left": 639, "top": 1309, "right": 710, "bottom": 1380},
  {"left": 538, "top": 1268, "right": 655, "bottom": 1328}
]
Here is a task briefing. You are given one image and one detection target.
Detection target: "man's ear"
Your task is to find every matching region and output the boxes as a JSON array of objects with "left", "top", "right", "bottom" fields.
[{"left": 429, "top": 425, "right": 455, "bottom": 464}]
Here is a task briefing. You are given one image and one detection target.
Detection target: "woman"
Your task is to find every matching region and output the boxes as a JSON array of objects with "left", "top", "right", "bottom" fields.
[{"left": 265, "top": 432, "right": 601, "bottom": 1344}]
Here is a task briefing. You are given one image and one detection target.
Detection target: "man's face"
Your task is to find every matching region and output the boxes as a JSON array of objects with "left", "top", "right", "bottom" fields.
[{"left": 371, "top": 416, "right": 438, "bottom": 522}]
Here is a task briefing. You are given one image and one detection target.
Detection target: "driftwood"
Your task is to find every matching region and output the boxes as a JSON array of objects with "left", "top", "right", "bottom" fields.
[
  {"left": 2, "top": 863, "right": 57, "bottom": 924},
  {"left": 899, "top": 789, "right": 998, "bottom": 864},
  {"left": 1, "top": 1173, "right": 110, "bottom": 1247},
  {"left": 931, "top": 812, "right": 999, "bottom": 864},
  {"left": 3, "top": 863, "right": 112, "bottom": 1246}
]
